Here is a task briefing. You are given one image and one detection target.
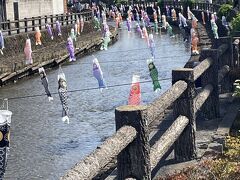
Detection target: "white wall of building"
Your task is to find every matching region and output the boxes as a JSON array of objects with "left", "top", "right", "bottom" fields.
[
  {"left": 52, "top": 0, "right": 64, "bottom": 14},
  {"left": 6, "top": 0, "right": 64, "bottom": 20}
]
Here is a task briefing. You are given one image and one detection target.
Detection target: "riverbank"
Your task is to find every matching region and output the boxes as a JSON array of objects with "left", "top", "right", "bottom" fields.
[{"left": 0, "top": 23, "right": 118, "bottom": 86}]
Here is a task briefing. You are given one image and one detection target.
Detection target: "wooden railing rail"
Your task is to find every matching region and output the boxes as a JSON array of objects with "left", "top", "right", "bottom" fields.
[
  {"left": 150, "top": 115, "right": 189, "bottom": 169},
  {"left": 194, "top": 58, "right": 213, "bottom": 81},
  {"left": 147, "top": 80, "right": 187, "bottom": 125},
  {"left": 194, "top": 84, "right": 214, "bottom": 112},
  {"left": 61, "top": 126, "right": 137, "bottom": 180},
  {"left": 0, "top": 11, "right": 92, "bottom": 35}
]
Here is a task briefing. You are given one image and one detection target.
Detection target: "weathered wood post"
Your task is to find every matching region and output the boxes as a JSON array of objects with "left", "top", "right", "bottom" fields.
[
  {"left": 217, "top": 36, "right": 235, "bottom": 68},
  {"left": 7, "top": 20, "right": 11, "bottom": 35},
  {"left": 50, "top": 15, "right": 54, "bottom": 28},
  {"left": 200, "top": 49, "right": 220, "bottom": 119},
  {"left": 44, "top": 15, "right": 48, "bottom": 25},
  {"left": 87, "top": 12, "right": 90, "bottom": 21},
  {"left": 56, "top": 14, "right": 59, "bottom": 22},
  {"left": 61, "top": 14, "right": 64, "bottom": 26},
  {"left": 32, "top": 17, "right": 35, "bottom": 31},
  {"left": 16, "top": 20, "right": 20, "bottom": 34},
  {"left": 172, "top": 68, "right": 197, "bottom": 161},
  {"left": 74, "top": 13, "right": 77, "bottom": 21},
  {"left": 24, "top": 18, "right": 28, "bottom": 32},
  {"left": 115, "top": 105, "right": 151, "bottom": 180},
  {"left": 70, "top": 13, "right": 74, "bottom": 24},
  {"left": 38, "top": 16, "right": 42, "bottom": 30},
  {"left": 217, "top": 37, "right": 232, "bottom": 93},
  {"left": 66, "top": 13, "right": 69, "bottom": 25}
]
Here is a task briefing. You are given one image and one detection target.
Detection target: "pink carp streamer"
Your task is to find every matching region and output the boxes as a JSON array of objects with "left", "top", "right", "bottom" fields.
[
  {"left": 128, "top": 74, "right": 141, "bottom": 105},
  {"left": 24, "top": 38, "right": 33, "bottom": 65}
]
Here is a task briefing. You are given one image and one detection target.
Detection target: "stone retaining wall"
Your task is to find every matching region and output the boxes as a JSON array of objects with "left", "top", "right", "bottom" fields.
[
  {"left": 0, "top": 22, "right": 96, "bottom": 73},
  {"left": 0, "top": 22, "right": 118, "bottom": 86}
]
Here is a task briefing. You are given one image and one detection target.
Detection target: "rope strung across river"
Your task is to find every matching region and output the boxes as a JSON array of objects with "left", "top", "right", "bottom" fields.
[
  {"left": 2, "top": 77, "right": 172, "bottom": 101},
  {"left": 87, "top": 44, "right": 190, "bottom": 56},
  {"left": 64, "top": 54, "right": 190, "bottom": 66}
]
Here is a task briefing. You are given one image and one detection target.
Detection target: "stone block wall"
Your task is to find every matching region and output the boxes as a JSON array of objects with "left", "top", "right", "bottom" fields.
[{"left": 0, "top": 21, "right": 97, "bottom": 73}]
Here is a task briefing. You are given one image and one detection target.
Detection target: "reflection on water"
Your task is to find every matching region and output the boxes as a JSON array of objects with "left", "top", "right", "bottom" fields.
[{"left": 2, "top": 27, "right": 190, "bottom": 179}]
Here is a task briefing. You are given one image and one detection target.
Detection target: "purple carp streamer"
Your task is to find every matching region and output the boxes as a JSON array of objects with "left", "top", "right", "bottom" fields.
[{"left": 93, "top": 57, "right": 107, "bottom": 92}]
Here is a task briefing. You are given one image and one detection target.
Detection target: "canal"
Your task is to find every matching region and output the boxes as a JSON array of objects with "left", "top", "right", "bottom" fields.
[{"left": 2, "top": 25, "right": 190, "bottom": 179}]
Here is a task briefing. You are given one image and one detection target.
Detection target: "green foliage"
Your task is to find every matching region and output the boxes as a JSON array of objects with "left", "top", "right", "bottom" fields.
[
  {"left": 157, "top": 0, "right": 164, "bottom": 9},
  {"left": 158, "top": 135, "right": 240, "bottom": 180},
  {"left": 231, "top": 13, "right": 240, "bottom": 32},
  {"left": 218, "top": 4, "right": 233, "bottom": 20},
  {"left": 114, "top": 0, "right": 128, "bottom": 6},
  {"left": 225, "top": 136, "right": 240, "bottom": 161}
]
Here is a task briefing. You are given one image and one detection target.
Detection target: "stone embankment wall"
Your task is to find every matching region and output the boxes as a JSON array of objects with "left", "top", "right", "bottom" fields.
[{"left": 0, "top": 22, "right": 118, "bottom": 85}]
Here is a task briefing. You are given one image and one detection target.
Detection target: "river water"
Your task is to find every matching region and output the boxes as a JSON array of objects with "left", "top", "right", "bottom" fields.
[{"left": 2, "top": 25, "right": 190, "bottom": 179}]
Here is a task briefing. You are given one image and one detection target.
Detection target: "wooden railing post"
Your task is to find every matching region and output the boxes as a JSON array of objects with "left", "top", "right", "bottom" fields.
[
  {"left": 61, "top": 14, "right": 64, "bottom": 26},
  {"left": 24, "top": 18, "right": 28, "bottom": 32},
  {"left": 16, "top": 20, "right": 20, "bottom": 34},
  {"left": 32, "top": 17, "right": 35, "bottom": 31},
  {"left": 66, "top": 13, "right": 69, "bottom": 25},
  {"left": 200, "top": 49, "right": 220, "bottom": 119},
  {"left": 172, "top": 68, "right": 197, "bottom": 161},
  {"left": 38, "top": 16, "right": 42, "bottom": 30},
  {"left": 70, "top": 13, "right": 73, "bottom": 24},
  {"left": 50, "top": 15, "right": 53, "bottom": 27},
  {"left": 87, "top": 13, "right": 90, "bottom": 21},
  {"left": 217, "top": 37, "right": 233, "bottom": 68},
  {"left": 44, "top": 15, "right": 48, "bottom": 25},
  {"left": 217, "top": 37, "right": 232, "bottom": 93},
  {"left": 115, "top": 105, "right": 151, "bottom": 180},
  {"left": 74, "top": 13, "right": 77, "bottom": 21},
  {"left": 7, "top": 20, "right": 11, "bottom": 35}
]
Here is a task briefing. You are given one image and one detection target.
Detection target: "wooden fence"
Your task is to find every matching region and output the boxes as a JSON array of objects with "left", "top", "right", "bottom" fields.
[
  {"left": 133, "top": 1, "right": 221, "bottom": 13},
  {"left": 60, "top": 42, "right": 231, "bottom": 180},
  {"left": 0, "top": 11, "right": 92, "bottom": 35},
  {"left": 60, "top": 3, "right": 232, "bottom": 180}
]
